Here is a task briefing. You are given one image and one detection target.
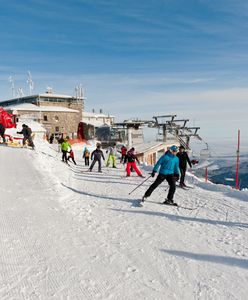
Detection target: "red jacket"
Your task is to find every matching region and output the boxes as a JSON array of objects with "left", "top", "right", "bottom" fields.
[{"left": 121, "top": 146, "right": 127, "bottom": 155}]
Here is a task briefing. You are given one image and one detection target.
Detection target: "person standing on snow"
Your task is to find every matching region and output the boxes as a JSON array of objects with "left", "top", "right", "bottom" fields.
[
  {"left": 120, "top": 145, "right": 127, "bottom": 163},
  {"left": 0, "top": 123, "right": 6, "bottom": 144},
  {"left": 142, "top": 145, "right": 180, "bottom": 205},
  {"left": 177, "top": 145, "right": 192, "bottom": 188},
  {"left": 83, "top": 147, "right": 90, "bottom": 166},
  {"left": 49, "top": 134, "right": 54, "bottom": 144},
  {"left": 68, "top": 149, "right": 77, "bottom": 165},
  {"left": 124, "top": 147, "right": 144, "bottom": 177},
  {"left": 61, "top": 136, "right": 71, "bottom": 164},
  {"left": 106, "top": 143, "right": 117, "bottom": 168},
  {"left": 89, "top": 144, "right": 105, "bottom": 172},
  {"left": 17, "top": 124, "right": 35, "bottom": 149}
]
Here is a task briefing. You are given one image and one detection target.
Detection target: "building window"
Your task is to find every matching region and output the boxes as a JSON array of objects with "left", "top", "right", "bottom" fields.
[
  {"left": 55, "top": 126, "right": 59, "bottom": 132},
  {"left": 55, "top": 115, "right": 59, "bottom": 121},
  {"left": 44, "top": 115, "right": 48, "bottom": 121}
]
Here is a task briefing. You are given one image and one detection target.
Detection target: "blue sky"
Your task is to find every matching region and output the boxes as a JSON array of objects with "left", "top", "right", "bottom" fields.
[{"left": 0, "top": 0, "right": 248, "bottom": 148}]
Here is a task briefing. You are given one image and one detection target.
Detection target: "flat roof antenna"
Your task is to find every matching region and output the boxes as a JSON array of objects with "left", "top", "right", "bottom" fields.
[
  {"left": 75, "top": 84, "right": 84, "bottom": 103},
  {"left": 27, "top": 71, "right": 34, "bottom": 95},
  {"left": 17, "top": 87, "right": 24, "bottom": 97},
  {"left": 8, "top": 76, "right": 15, "bottom": 98},
  {"left": 79, "top": 84, "right": 83, "bottom": 99}
]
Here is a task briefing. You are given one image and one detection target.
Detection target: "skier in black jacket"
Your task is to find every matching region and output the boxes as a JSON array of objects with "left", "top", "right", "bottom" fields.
[
  {"left": 0, "top": 123, "right": 6, "bottom": 143},
  {"left": 177, "top": 145, "right": 192, "bottom": 187},
  {"left": 17, "top": 124, "right": 35, "bottom": 149},
  {"left": 89, "top": 144, "right": 105, "bottom": 172}
]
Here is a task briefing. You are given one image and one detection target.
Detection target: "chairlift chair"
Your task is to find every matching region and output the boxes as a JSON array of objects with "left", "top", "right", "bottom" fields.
[{"left": 200, "top": 143, "right": 211, "bottom": 159}]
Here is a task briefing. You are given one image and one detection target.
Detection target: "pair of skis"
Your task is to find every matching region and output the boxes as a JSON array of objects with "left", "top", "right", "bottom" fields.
[
  {"left": 176, "top": 184, "right": 194, "bottom": 190},
  {"left": 136, "top": 200, "right": 198, "bottom": 210}
]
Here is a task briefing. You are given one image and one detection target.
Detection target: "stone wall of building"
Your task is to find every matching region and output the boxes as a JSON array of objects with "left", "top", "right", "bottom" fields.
[
  {"left": 38, "top": 99, "right": 83, "bottom": 135},
  {"left": 38, "top": 99, "right": 83, "bottom": 115},
  {"left": 17, "top": 110, "right": 79, "bottom": 137}
]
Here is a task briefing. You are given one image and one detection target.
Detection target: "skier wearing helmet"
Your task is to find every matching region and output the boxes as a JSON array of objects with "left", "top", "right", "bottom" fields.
[{"left": 142, "top": 145, "right": 180, "bottom": 205}]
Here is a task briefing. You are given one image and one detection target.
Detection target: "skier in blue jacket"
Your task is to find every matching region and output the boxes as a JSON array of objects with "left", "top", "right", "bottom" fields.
[{"left": 142, "top": 145, "right": 180, "bottom": 205}]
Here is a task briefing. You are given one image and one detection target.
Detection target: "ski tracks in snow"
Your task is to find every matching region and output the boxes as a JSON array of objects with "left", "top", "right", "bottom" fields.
[{"left": 1, "top": 144, "right": 248, "bottom": 299}]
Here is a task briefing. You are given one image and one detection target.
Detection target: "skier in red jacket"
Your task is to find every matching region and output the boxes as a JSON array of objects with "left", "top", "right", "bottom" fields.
[{"left": 68, "top": 149, "right": 77, "bottom": 165}]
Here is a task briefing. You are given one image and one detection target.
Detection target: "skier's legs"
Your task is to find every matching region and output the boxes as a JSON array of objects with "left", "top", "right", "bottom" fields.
[
  {"left": 72, "top": 158, "right": 77, "bottom": 165},
  {"left": 62, "top": 150, "right": 68, "bottom": 162},
  {"left": 23, "top": 137, "right": 27, "bottom": 146},
  {"left": 85, "top": 157, "right": 89, "bottom": 166},
  {"left": 132, "top": 162, "right": 142, "bottom": 176},
  {"left": 89, "top": 159, "right": 96, "bottom": 170},
  {"left": 144, "top": 174, "right": 166, "bottom": 197},
  {"left": 0, "top": 133, "right": 6, "bottom": 143},
  {"left": 106, "top": 155, "right": 111, "bottom": 167},
  {"left": 97, "top": 158, "right": 102, "bottom": 172},
  {"left": 28, "top": 137, "right": 35, "bottom": 148},
  {"left": 180, "top": 168, "right": 186, "bottom": 185},
  {"left": 126, "top": 162, "right": 131, "bottom": 176},
  {"left": 112, "top": 155, "right": 117, "bottom": 167},
  {"left": 166, "top": 174, "right": 176, "bottom": 201}
]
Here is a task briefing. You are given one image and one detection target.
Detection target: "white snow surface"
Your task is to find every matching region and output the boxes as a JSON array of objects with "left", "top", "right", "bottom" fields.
[{"left": 0, "top": 140, "right": 248, "bottom": 300}]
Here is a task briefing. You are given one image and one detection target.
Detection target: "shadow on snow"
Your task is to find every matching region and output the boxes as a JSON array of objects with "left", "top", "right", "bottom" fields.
[
  {"left": 110, "top": 208, "right": 248, "bottom": 228},
  {"left": 162, "top": 249, "right": 248, "bottom": 269},
  {"left": 61, "top": 183, "right": 138, "bottom": 206}
]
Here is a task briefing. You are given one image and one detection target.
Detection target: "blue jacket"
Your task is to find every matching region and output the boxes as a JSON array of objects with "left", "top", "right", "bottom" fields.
[{"left": 153, "top": 151, "right": 180, "bottom": 176}]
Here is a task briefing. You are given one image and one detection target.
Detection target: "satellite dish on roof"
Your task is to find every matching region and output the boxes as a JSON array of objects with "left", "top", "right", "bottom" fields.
[{"left": 46, "top": 87, "right": 53, "bottom": 94}]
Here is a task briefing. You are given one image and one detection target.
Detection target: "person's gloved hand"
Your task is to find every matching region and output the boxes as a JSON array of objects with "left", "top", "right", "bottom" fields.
[
  {"left": 151, "top": 171, "right": 156, "bottom": 177},
  {"left": 174, "top": 174, "right": 179, "bottom": 181}
]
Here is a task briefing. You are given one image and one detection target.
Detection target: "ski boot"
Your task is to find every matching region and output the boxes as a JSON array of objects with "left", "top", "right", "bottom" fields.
[{"left": 162, "top": 199, "right": 178, "bottom": 206}]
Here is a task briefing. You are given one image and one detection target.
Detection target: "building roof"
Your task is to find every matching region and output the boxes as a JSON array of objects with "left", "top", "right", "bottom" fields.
[
  {"left": 134, "top": 141, "right": 179, "bottom": 154},
  {"left": 38, "top": 93, "right": 77, "bottom": 99},
  {"left": 4, "top": 103, "right": 79, "bottom": 113},
  {"left": 0, "top": 92, "right": 83, "bottom": 107},
  {"left": 134, "top": 141, "right": 167, "bottom": 154},
  {"left": 82, "top": 111, "right": 114, "bottom": 118}
]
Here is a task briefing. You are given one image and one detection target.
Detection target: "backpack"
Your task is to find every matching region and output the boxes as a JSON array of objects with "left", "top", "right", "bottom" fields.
[{"left": 84, "top": 149, "right": 90, "bottom": 157}]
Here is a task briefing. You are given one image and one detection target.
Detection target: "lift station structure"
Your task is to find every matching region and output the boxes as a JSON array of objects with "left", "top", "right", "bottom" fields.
[{"left": 112, "top": 114, "right": 202, "bottom": 149}]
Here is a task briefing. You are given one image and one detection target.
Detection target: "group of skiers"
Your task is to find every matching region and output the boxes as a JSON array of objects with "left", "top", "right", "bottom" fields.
[
  {"left": 60, "top": 136, "right": 77, "bottom": 165},
  {"left": 84, "top": 143, "right": 145, "bottom": 177},
  {"left": 60, "top": 140, "right": 192, "bottom": 205}
]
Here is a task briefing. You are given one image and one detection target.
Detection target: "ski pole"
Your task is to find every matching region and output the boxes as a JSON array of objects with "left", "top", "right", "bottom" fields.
[{"left": 128, "top": 175, "right": 151, "bottom": 195}]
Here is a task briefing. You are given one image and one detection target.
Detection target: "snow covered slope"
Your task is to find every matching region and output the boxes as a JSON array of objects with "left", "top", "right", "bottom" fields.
[{"left": 0, "top": 142, "right": 248, "bottom": 300}]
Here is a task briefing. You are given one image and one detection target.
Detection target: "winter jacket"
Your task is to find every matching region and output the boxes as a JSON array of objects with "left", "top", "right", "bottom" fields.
[
  {"left": 91, "top": 149, "right": 105, "bottom": 161},
  {"left": 17, "top": 127, "right": 31, "bottom": 138},
  {"left": 121, "top": 146, "right": 127, "bottom": 156},
  {"left": 61, "top": 141, "right": 71, "bottom": 151},
  {"left": 69, "top": 150, "right": 74, "bottom": 158},
  {"left": 153, "top": 151, "right": 180, "bottom": 176},
  {"left": 177, "top": 151, "right": 192, "bottom": 169},
  {"left": 124, "top": 150, "right": 140, "bottom": 164},
  {"left": 107, "top": 146, "right": 117, "bottom": 156},
  {"left": 83, "top": 148, "right": 90, "bottom": 158}
]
